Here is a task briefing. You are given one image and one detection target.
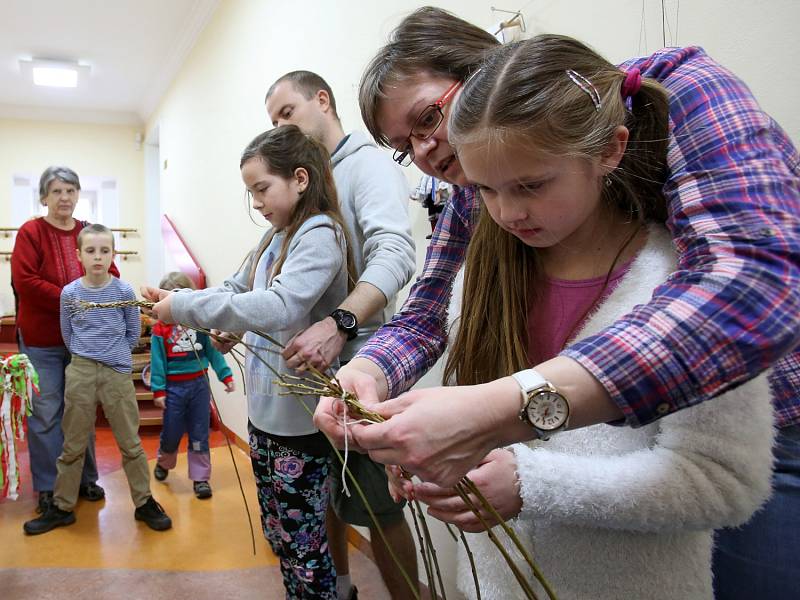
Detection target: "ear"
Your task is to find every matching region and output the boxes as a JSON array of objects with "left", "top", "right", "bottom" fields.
[
  {"left": 75, "top": 247, "right": 81, "bottom": 260},
  {"left": 294, "top": 167, "right": 309, "bottom": 193},
  {"left": 316, "top": 89, "right": 332, "bottom": 114},
  {"left": 601, "top": 125, "right": 630, "bottom": 173}
]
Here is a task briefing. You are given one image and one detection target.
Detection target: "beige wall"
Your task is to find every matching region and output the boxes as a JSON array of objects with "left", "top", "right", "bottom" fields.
[{"left": 0, "top": 118, "right": 146, "bottom": 314}]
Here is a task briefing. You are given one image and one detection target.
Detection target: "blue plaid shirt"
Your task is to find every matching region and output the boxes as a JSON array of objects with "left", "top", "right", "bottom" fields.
[{"left": 357, "top": 46, "right": 800, "bottom": 428}]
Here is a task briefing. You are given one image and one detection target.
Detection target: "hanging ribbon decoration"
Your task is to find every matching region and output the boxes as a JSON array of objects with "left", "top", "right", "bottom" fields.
[{"left": 1, "top": 354, "right": 38, "bottom": 500}]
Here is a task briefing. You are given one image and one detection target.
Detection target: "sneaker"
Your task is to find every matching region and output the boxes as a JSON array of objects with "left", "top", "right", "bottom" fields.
[
  {"left": 153, "top": 464, "right": 168, "bottom": 481},
  {"left": 36, "top": 491, "right": 53, "bottom": 514},
  {"left": 193, "top": 481, "right": 212, "bottom": 499},
  {"left": 78, "top": 482, "right": 106, "bottom": 501},
  {"left": 134, "top": 496, "right": 172, "bottom": 531},
  {"left": 24, "top": 505, "right": 76, "bottom": 535}
]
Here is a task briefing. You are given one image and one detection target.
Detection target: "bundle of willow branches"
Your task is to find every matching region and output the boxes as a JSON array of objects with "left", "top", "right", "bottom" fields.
[{"left": 74, "top": 299, "right": 558, "bottom": 600}]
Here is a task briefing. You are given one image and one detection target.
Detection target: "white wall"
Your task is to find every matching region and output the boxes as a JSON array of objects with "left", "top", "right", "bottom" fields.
[
  {"left": 525, "top": 0, "right": 799, "bottom": 143},
  {"left": 144, "top": 1, "right": 799, "bottom": 597}
]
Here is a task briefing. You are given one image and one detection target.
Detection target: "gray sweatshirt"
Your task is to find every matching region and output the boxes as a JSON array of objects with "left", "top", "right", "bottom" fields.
[
  {"left": 331, "top": 131, "right": 415, "bottom": 360},
  {"left": 170, "top": 215, "right": 348, "bottom": 436}
]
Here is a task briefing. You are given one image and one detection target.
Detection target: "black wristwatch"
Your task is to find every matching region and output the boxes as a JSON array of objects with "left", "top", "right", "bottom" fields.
[{"left": 330, "top": 308, "right": 358, "bottom": 341}]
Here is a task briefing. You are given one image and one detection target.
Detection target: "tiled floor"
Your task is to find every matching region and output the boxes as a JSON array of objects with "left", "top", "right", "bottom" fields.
[{"left": 0, "top": 427, "right": 393, "bottom": 599}]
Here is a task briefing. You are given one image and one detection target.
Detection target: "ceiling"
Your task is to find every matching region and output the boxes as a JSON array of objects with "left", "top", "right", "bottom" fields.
[{"left": 0, "top": 0, "right": 219, "bottom": 125}]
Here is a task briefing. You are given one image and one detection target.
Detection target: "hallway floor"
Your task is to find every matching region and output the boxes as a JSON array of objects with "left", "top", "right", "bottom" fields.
[{"left": 0, "top": 428, "right": 392, "bottom": 599}]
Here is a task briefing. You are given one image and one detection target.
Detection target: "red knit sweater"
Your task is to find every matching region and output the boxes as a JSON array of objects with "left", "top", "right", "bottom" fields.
[{"left": 11, "top": 218, "right": 120, "bottom": 347}]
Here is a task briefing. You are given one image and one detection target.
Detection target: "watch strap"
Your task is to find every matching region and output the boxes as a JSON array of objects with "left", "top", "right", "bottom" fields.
[
  {"left": 512, "top": 369, "right": 547, "bottom": 411},
  {"left": 511, "top": 369, "right": 547, "bottom": 393}
]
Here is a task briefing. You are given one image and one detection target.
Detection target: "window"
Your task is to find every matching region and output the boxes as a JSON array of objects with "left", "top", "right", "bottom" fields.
[{"left": 12, "top": 174, "right": 118, "bottom": 228}]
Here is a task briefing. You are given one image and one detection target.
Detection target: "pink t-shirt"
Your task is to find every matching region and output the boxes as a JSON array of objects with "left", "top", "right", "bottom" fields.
[{"left": 527, "top": 261, "right": 632, "bottom": 366}]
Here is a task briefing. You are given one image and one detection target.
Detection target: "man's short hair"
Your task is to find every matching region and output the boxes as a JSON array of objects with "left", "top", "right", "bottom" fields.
[
  {"left": 77, "top": 223, "right": 114, "bottom": 251},
  {"left": 265, "top": 70, "right": 339, "bottom": 119}
]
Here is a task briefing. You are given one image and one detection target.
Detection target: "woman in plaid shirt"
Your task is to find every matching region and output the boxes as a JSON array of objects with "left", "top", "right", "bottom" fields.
[{"left": 314, "top": 6, "right": 800, "bottom": 598}]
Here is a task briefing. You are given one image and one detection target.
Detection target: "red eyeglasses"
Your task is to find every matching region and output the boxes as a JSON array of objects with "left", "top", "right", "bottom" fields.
[{"left": 393, "top": 80, "right": 463, "bottom": 167}]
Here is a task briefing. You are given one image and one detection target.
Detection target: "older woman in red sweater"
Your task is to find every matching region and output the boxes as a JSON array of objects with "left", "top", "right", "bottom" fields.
[{"left": 11, "top": 166, "right": 118, "bottom": 514}]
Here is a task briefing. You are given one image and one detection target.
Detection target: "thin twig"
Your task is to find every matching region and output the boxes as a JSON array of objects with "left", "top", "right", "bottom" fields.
[
  {"left": 459, "top": 528, "right": 482, "bottom": 600},
  {"left": 454, "top": 484, "right": 539, "bottom": 600}
]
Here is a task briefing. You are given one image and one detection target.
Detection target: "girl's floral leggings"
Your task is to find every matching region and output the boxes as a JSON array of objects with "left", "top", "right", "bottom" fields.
[{"left": 249, "top": 423, "right": 337, "bottom": 599}]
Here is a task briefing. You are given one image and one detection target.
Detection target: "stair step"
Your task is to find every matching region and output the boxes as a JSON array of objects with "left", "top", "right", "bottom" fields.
[{"left": 138, "top": 405, "right": 163, "bottom": 426}]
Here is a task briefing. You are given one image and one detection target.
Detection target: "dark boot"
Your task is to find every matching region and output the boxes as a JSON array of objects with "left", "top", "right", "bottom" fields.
[
  {"left": 193, "top": 481, "right": 212, "bottom": 499},
  {"left": 153, "top": 464, "right": 168, "bottom": 481},
  {"left": 36, "top": 491, "right": 53, "bottom": 514},
  {"left": 134, "top": 496, "right": 172, "bottom": 531},
  {"left": 78, "top": 482, "right": 106, "bottom": 501},
  {"left": 24, "top": 505, "right": 76, "bottom": 535}
]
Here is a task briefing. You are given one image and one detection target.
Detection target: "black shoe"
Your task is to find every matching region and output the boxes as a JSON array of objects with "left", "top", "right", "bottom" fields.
[
  {"left": 24, "top": 505, "right": 75, "bottom": 535},
  {"left": 36, "top": 491, "right": 53, "bottom": 514},
  {"left": 347, "top": 586, "right": 359, "bottom": 600},
  {"left": 193, "top": 481, "right": 212, "bottom": 499},
  {"left": 78, "top": 482, "right": 105, "bottom": 501},
  {"left": 153, "top": 464, "right": 168, "bottom": 481},
  {"left": 134, "top": 496, "right": 172, "bottom": 531}
]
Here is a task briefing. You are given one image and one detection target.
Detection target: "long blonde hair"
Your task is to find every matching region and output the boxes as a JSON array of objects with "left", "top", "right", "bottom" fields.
[{"left": 444, "top": 35, "right": 670, "bottom": 386}]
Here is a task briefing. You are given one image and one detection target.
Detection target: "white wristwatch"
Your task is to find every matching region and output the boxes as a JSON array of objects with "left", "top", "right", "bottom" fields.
[{"left": 511, "top": 369, "right": 570, "bottom": 440}]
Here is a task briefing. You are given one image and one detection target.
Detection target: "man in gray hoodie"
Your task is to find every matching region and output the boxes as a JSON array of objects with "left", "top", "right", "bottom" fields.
[{"left": 266, "top": 71, "right": 418, "bottom": 600}]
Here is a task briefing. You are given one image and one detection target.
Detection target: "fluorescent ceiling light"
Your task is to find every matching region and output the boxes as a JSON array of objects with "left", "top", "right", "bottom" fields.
[
  {"left": 33, "top": 66, "right": 78, "bottom": 87},
  {"left": 19, "top": 58, "right": 90, "bottom": 88}
]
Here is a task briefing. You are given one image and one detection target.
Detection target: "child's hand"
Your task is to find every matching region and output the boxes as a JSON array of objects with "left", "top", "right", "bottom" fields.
[
  {"left": 140, "top": 286, "right": 170, "bottom": 302},
  {"left": 140, "top": 286, "right": 171, "bottom": 319},
  {"left": 151, "top": 292, "right": 175, "bottom": 324},
  {"left": 153, "top": 396, "right": 165, "bottom": 409},
  {"left": 211, "top": 330, "right": 239, "bottom": 354},
  {"left": 224, "top": 380, "right": 236, "bottom": 393}
]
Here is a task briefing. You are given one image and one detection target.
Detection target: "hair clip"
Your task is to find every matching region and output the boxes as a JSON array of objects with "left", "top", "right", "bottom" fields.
[{"left": 565, "top": 69, "right": 602, "bottom": 112}]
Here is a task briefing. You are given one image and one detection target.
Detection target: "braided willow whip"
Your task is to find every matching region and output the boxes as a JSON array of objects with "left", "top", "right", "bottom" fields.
[{"left": 69, "top": 299, "right": 156, "bottom": 315}]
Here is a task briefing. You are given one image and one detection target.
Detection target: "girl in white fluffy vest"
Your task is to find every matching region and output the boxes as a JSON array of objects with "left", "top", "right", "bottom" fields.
[{"left": 406, "top": 36, "right": 775, "bottom": 600}]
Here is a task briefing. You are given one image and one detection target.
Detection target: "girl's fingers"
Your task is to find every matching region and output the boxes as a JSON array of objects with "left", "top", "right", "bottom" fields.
[{"left": 426, "top": 506, "right": 491, "bottom": 532}]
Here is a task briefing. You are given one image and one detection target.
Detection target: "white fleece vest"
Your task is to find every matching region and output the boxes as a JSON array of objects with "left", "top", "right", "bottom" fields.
[{"left": 451, "top": 226, "right": 775, "bottom": 600}]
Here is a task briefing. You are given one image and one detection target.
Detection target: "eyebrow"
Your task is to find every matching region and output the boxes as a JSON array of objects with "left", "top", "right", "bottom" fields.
[{"left": 476, "top": 173, "right": 549, "bottom": 189}]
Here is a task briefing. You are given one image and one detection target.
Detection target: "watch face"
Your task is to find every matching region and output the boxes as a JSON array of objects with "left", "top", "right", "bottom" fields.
[
  {"left": 339, "top": 313, "right": 357, "bottom": 329},
  {"left": 526, "top": 390, "right": 569, "bottom": 431}
]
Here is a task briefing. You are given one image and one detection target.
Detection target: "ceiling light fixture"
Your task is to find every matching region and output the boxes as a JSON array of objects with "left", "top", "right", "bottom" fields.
[{"left": 19, "top": 58, "right": 90, "bottom": 88}]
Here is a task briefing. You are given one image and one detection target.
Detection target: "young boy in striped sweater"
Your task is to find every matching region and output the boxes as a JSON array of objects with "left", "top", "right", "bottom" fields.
[{"left": 23, "top": 224, "right": 171, "bottom": 535}]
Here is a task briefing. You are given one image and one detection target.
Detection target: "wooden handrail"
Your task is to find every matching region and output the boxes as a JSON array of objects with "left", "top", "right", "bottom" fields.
[
  {"left": 0, "top": 227, "right": 138, "bottom": 237},
  {"left": 0, "top": 250, "right": 137, "bottom": 261}
]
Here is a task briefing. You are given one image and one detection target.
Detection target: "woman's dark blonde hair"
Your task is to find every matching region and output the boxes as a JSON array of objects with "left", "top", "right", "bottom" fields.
[
  {"left": 359, "top": 6, "right": 499, "bottom": 148},
  {"left": 444, "top": 35, "right": 670, "bottom": 386},
  {"left": 240, "top": 125, "right": 356, "bottom": 288}
]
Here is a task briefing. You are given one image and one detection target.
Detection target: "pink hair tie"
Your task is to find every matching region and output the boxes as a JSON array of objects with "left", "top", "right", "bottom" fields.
[{"left": 621, "top": 68, "right": 642, "bottom": 99}]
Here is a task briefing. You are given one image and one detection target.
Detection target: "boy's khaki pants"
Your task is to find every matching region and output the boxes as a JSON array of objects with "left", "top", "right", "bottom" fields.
[{"left": 54, "top": 356, "right": 151, "bottom": 511}]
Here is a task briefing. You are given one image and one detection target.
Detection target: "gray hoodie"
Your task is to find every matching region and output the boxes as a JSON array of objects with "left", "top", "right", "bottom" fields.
[
  {"left": 170, "top": 215, "right": 348, "bottom": 436},
  {"left": 331, "top": 131, "right": 415, "bottom": 360}
]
